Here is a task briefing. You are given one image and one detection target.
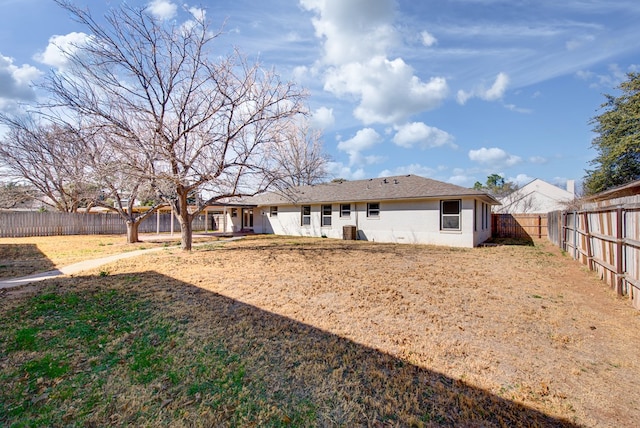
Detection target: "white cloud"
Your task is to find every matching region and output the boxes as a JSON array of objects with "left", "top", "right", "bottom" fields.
[
  {"left": 529, "top": 155, "right": 547, "bottom": 164},
  {"left": 34, "top": 32, "right": 91, "bottom": 69},
  {"left": 336, "top": 127, "right": 382, "bottom": 166},
  {"left": 327, "top": 161, "right": 367, "bottom": 180},
  {"left": 420, "top": 30, "right": 437, "bottom": 47},
  {"left": 146, "top": 0, "right": 177, "bottom": 20},
  {"left": 0, "top": 54, "right": 41, "bottom": 103},
  {"left": 504, "top": 104, "right": 532, "bottom": 114},
  {"left": 507, "top": 173, "right": 534, "bottom": 187},
  {"left": 378, "top": 163, "right": 438, "bottom": 178},
  {"left": 301, "top": 0, "right": 448, "bottom": 125},
  {"left": 180, "top": 7, "right": 208, "bottom": 34},
  {"left": 468, "top": 147, "right": 522, "bottom": 167},
  {"left": 457, "top": 72, "right": 510, "bottom": 105},
  {"left": 576, "top": 63, "right": 637, "bottom": 89},
  {"left": 392, "top": 122, "right": 456, "bottom": 149},
  {"left": 566, "top": 35, "right": 595, "bottom": 51},
  {"left": 325, "top": 57, "right": 448, "bottom": 124},
  {"left": 300, "top": 0, "right": 397, "bottom": 66},
  {"left": 310, "top": 106, "right": 335, "bottom": 129},
  {"left": 448, "top": 174, "right": 474, "bottom": 186},
  {"left": 188, "top": 6, "right": 206, "bottom": 21}
]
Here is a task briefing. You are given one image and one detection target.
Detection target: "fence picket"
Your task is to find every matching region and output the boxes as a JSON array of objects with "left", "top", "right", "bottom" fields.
[
  {"left": 0, "top": 211, "right": 207, "bottom": 238},
  {"left": 548, "top": 198, "right": 640, "bottom": 310}
]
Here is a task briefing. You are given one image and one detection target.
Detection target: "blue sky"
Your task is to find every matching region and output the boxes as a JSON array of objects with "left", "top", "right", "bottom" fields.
[{"left": 1, "top": 0, "right": 639, "bottom": 191}]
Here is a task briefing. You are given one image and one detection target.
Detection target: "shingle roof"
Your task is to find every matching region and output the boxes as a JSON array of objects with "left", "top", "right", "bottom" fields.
[{"left": 241, "top": 175, "right": 500, "bottom": 205}]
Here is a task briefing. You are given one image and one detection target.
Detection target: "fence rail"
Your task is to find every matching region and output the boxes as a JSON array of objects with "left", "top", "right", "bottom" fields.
[
  {"left": 548, "top": 197, "right": 640, "bottom": 309},
  {"left": 492, "top": 213, "right": 547, "bottom": 239},
  {"left": 0, "top": 211, "right": 207, "bottom": 238}
]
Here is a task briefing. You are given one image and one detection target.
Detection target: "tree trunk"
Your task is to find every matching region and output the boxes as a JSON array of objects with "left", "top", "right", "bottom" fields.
[
  {"left": 180, "top": 216, "right": 193, "bottom": 251},
  {"left": 126, "top": 220, "right": 139, "bottom": 243},
  {"left": 175, "top": 191, "right": 193, "bottom": 251}
]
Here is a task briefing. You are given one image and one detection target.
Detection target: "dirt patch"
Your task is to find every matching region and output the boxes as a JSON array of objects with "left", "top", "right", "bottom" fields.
[{"left": 3, "top": 235, "right": 640, "bottom": 426}]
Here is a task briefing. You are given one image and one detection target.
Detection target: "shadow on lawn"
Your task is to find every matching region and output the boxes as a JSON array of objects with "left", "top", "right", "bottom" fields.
[
  {"left": 0, "top": 244, "right": 56, "bottom": 278},
  {"left": 1, "top": 271, "right": 579, "bottom": 427}
]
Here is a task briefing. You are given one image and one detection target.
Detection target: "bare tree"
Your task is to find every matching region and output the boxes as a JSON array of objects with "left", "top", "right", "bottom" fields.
[
  {"left": 0, "top": 115, "right": 93, "bottom": 212},
  {"left": 79, "top": 127, "right": 166, "bottom": 243},
  {"left": 0, "top": 182, "right": 37, "bottom": 209},
  {"left": 268, "top": 121, "right": 330, "bottom": 187},
  {"left": 493, "top": 188, "right": 537, "bottom": 214},
  {"left": 44, "top": 1, "right": 308, "bottom": 250}
]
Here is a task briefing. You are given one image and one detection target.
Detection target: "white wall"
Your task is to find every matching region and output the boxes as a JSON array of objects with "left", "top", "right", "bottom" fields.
[
  {"left": 497, "top": 179, "right": 575, "bottom": 214},
  {"left": 258, "top": 197, "right": 492, "bottom": 248}
]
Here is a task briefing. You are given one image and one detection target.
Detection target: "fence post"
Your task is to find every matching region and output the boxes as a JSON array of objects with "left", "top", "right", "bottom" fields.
[
  {"left": 582, "top": 211, "right": 593, "bottom": 271},
  {"left": 616, "top": 207, "right": 624, "bottom": 296},
  {"left": 537, "top": 215, "right": 541, "bottom": 239}
]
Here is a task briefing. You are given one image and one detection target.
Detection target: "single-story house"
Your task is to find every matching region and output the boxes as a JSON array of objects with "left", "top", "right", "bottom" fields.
[
  {"left": 232, "top": 175, "right": 499, "bottom": 248},
  {"left": 495, "top": 178, "right": 575, "bottom": 214}
]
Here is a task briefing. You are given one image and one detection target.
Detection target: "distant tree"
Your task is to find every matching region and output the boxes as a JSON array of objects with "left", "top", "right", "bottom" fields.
[
  {"left": 584, "top": 72, "right": 640, "bottom": 195},
  {"left": 473, "top": 174, "right": 517, "bottom": 198},
  {"left": 0, "top": 182, "right": 36, "bottom": 209},
  {"left": 268, "top": 122, "right": 330, "bottom": 187},
  {"left": 79, "top": 128, "right": 165, "bottom": 243},
  {"left": 45, "top": 1, "right": 309, "bottom": 250},
  {"left": 0, "top": 115, "right": 93, "bottom": 212}
]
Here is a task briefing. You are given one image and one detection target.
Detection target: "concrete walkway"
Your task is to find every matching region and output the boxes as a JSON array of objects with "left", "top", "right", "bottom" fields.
[{"left": 0, "top": 236, "right": 244, "bottom": 290}]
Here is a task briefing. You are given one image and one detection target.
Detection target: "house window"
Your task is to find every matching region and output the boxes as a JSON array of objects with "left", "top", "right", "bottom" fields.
[
  {"left": 367, "top": 202, "right": 380, "bottom": 217},
  {"left": 231, "top": 208, "right": 238, "bottom": 217},
  {"left": 481, "top": 202, "right": 485, "bottom": 230},
  {"left": 441, "top": 200, "right": 461, "bottom": 231},
  {"left": 322, "top": 204, "right": 332, "bottom": 226},
  {"left": 340, "top": 203, "right": 351, "bottom": 217},
  {"left": 301, "top": 205, "right": 311, "bottom": 226},
  {"left": 485, "top": 203, "right": 489, "bottom": 230},
  {"left": 474, "top": 200, "right": 477, "bottom": 232},
  {"left": 270, "top": 206, "right": 278, "bottom": 217}
]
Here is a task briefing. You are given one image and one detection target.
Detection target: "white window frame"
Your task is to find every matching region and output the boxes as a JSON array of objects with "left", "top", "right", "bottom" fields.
[
  {"left": 367, "top": 202, "right": 380, "bottom": 218},
  {"left": 270, "top": 206, "right": 278, "bottom": 217},
  {"left": 441, "top": 199, "right": 461, "bottom": 231},
  {"left": 301, "top": 205, "right": 311, "bottom": 226},
  {"left": 322, "top": 204, "right": 332, "bottom": 226},
  {"left": 340, "top": 203, "right": 351, "bottom": 217}
]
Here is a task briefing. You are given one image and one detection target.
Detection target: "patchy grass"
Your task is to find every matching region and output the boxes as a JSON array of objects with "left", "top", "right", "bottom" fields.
[
  {"left": 1, "top": 235, "right": 639, "bottom": 426},
  {"left": 0, "top": 282, "right": 314, "bottom": 426}
]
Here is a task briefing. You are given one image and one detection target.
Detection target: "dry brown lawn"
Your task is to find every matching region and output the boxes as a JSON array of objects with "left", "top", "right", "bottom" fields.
[
  {"left": 2, "top": 235, "right": 640, "bottom": 426},
  {"left": 0, "top": 234, "right": 216, "bottom": 278}
]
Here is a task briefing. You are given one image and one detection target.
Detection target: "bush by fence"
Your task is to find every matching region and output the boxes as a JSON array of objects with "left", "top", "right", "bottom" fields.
[{"left": 0, "top": 211, "right": 208, "bottom": 238}]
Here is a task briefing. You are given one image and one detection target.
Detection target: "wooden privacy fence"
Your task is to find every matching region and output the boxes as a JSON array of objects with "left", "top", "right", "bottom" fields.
[
  {"left": 492, "top": 213, "right": 547, "bottom": 239},
  {"left": 0, "top": 211, "right": 207, "bottom": 238},
  {"left": 548, "top": 198, "right": 640, "bottom": 309}
]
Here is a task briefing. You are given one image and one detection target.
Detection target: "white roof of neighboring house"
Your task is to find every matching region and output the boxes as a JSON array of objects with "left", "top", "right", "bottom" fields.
[
  {"left": 497, "top": 178, "right": 575, "bottom": 214},
  {"left": 242, "top": 175, "right": 500, "bottom": 206}
]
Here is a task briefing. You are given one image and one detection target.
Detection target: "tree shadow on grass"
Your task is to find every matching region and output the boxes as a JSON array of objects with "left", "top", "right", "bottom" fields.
[
  {"left": 0, "top": 244, "right": 56, "bottom": 278},
  {"left": 0, "top": 271, "right": 579, "bottom": 427}
]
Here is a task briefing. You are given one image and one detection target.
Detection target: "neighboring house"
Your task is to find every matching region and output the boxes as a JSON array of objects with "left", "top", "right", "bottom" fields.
[
  {"left": 496, "top": 178, "right": 575, "bottom": 214},
  {"left": 582, "top": 179, "right": 640, "bottom": 205},
  {"left": 232, "top": 175, "right": 499, "bottom": 248}
]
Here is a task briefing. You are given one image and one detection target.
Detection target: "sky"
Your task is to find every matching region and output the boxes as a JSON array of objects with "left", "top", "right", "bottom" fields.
[{"left": 1, "top": 0, "right": 639, "bottom": 191}]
